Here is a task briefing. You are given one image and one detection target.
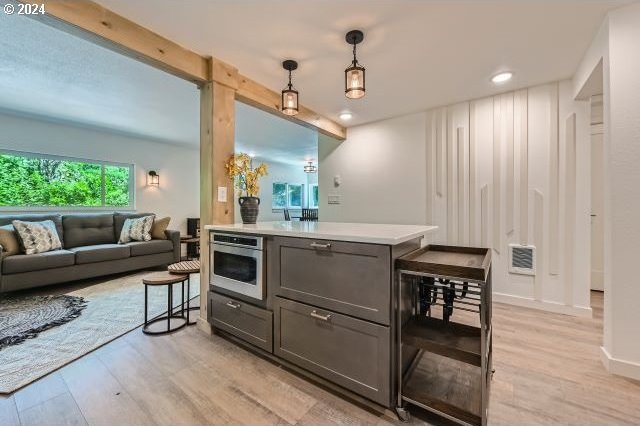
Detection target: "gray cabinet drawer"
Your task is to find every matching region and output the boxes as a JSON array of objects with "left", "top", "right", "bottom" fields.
[
  {"left": 274, "top": 297, "right": 391, "bottom": 406},
  {"left": 270, "top": 236, "right": 391, "bottom": 324},
  {"left": 209, "top": 292, "right": 273, "bottom": 353}
]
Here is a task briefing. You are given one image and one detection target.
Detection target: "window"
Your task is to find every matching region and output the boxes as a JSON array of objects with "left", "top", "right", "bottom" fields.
[
  {"left": 288, "top": 184, "right": 303, "bottom": 209},
  {"left": 309, "top": 184, "right": 319, "bottom": 208},
  {"left": 272, "top": 182, "right": 306, "bottom": 209},
  {"left": 0, "top": 150, "right": 134, "bottom": 210},
  {"left": 272, "top": 182, "right": 287, "bottom": 209}
]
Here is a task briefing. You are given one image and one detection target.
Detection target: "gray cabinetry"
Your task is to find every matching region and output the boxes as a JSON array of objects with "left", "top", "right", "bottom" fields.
[
  {"left": 273, "top": 297, "right": 391, "bottom": 406},
  {"left": 209, "top": 292, "right": 273, "bottom": 352},
  {"left": 270, "top": 236, "right": 392, "bottom": 324}
]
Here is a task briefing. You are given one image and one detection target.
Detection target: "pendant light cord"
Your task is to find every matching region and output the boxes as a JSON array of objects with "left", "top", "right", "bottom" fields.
[
  {"left": 288, "top": 69, "right": 293, "bottom": 90},
  {"left": 352, "top": 42, "right": 358, "bottom": 66}
]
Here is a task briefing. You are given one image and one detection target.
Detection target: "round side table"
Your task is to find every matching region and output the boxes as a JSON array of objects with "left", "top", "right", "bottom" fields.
[
  {"left": 142, "top": 271, "right": 189, "bottom": 335},
  {"left": 168, "top": 260, "right": 200, "bottom": 325}
]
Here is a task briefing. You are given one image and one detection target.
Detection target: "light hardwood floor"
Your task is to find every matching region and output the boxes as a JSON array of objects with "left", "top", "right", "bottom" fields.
[{"left": 2, "top": 291, "right": 639, "bottom": 426}]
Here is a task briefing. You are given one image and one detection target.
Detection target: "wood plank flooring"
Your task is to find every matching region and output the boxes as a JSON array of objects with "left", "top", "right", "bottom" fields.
[{"left": 2, "top": 291, "right": 640, "bottom": 425}]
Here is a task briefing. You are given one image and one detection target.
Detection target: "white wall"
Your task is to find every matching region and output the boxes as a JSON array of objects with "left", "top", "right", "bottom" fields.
[
  {"left": 0, "top": 112, "right": 199, "bottom": 233},
  {"left": 571, "top": 1, "right": 640, "bottom": 381},
  {"left": 319, "top": 113, "right": 427, "bottom": 225},
  {"left": 233, "top": 158, "right": 312, "bottom": 223},
  {"left": 597, "top": 2, "right": 640, "bottom": 380},
  {"left": 319, "top": 80, "right": 591, "bottom": 317}
]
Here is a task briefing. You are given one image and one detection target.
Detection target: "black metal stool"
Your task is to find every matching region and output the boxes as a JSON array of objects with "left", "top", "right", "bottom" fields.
[{"left": 142, "top": 271, "right": 189, "bottom": 335}]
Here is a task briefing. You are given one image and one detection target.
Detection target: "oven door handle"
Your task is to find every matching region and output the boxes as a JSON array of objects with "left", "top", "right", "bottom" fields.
[{"left": 212, "top": 242, "right": 260, "bottom": 257}]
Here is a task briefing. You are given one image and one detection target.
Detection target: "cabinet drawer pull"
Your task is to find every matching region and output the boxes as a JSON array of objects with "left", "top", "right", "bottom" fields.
[
  {"left": 310, "top": 310, "right": 332, "bottom": 321},
  {"left": 310, "top": 242, "right": 332, "bottom": 249},
  {"left": 226, "top": 301, "right": 241, "bottom": 309}
]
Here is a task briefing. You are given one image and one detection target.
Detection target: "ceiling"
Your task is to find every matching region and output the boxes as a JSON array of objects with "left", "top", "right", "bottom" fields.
[
  {"left": 96, "top": 0, "right": 632, "bottom": 126},
  {"left": 235, "top": 102, "right": 318, "bottom": 166},
  {"left": 0, "top": 12, "right": 200, "bottom": 146},
  {"left": 0, "top": 1, "right": 631, "bottom": 148},
  {"left": 0, "top": 11, "right": 317, "bottom": 165}
]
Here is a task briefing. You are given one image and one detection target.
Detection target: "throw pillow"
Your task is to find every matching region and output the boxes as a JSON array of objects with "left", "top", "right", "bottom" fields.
[
  {"left": 151, "top": 217, "right": 171, "bottom": 240},
  {"left": 0, "top": 224, "right": 21, "bottom": 258},
  {"left": 118, "top": 215, "right": 155, "bottom": 244},
  {"left": 12, "top": 220, "right": 62, "bottom": 255}
]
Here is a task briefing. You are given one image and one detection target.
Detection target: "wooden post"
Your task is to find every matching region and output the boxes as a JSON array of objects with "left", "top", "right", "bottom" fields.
[{"left": 199, "top": 78, "right": 236, "bottom": 324}]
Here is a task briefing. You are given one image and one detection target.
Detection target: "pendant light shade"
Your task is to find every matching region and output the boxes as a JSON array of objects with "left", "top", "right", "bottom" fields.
[
  {"left": 345, "top": 30, "right": 365, "bottom": 99},
  {"left": 303, "top": 161, "right": 317, "bottom": 173},
  {"left": 281, "top": 60, "right": 299, "bottom": 116}
]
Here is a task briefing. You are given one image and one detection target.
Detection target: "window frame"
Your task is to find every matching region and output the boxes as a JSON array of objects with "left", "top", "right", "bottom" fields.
[
  {"left": 0, "top": 149, "right": 136, "bottom": 212},
  {"left": 271, "top": 181, "right": 288, "bottom": 210},
  {"left": 308, "top": 184, "right": 319, "bottom": 209},
  {"left": 287, "top": 183, "right": 304, "bottom": 209},
  {"left": 272, "top": 182, "right": 310, "bottom": 211}
]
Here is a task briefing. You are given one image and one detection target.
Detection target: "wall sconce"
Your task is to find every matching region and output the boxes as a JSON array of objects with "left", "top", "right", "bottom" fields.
[{"left": 147, "top": 170, "right": 160, "bottom": 186}]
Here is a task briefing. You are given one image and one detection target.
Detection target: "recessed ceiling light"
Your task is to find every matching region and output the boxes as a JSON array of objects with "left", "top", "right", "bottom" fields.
[
  {"left": 491, "top": 72, "right": 513, "bottom": 84},
  {"left": 339, "top": 112, "right": 353, "bottom": 120}
]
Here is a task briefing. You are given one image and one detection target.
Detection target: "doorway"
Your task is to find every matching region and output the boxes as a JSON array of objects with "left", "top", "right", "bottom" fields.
[
  {"left": 234, "top": 101, "right": 319, "bottom": 223},
  {"left": 590, "top": 95, "right": 604, "bottom": 293}
]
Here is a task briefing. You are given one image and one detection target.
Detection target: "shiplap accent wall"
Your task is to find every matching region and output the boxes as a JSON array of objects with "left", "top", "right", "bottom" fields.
[
  {"left": 319, "top": 80, "right": 590, "bottom": 315},
  {"left": 425, "top": 81, "right": 591, "bottom": 315}
]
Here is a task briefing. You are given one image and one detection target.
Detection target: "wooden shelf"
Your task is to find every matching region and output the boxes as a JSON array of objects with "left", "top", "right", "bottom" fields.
[
  {"left": 403, "top": 351, "right": 482, "bottom": 426},
  {"left": 402, "top": 316, "right": 481, "bottom": 366},
  {"left": 396, "top": 245, "right": 491, "bottom": 282}
]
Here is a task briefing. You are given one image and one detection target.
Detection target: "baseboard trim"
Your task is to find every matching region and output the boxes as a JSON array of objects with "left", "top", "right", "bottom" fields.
[
  {"left": 493, "top": 293, "right": 593, "bottom": 318},
  {"left": 600, "top": 346, "right": 640, "bottom": 380}
]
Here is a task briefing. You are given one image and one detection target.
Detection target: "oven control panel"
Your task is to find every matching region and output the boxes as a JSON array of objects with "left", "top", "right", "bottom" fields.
[{"left": 211, "top": 232, "right": 262, "bottom": 249}]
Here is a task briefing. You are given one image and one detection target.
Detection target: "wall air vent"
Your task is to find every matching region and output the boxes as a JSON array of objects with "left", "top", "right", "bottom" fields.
[{"left": 509, "top": 244, "right": 536, "bottom": 275}]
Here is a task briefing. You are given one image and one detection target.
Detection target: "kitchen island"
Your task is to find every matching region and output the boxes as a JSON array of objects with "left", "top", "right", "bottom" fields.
[{"left": 204, "top": 221, "right": 437, "bottom": 412}]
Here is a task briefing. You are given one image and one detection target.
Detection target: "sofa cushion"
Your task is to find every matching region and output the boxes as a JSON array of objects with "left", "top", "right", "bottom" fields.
[
  {"left": 0, "top": 224, "right": 20, "bottom": 258},
  {"left": 12, "top": 220, "right": 63, "bottom": 255},
  {"left": 0, "top": 214, "right": 64, "bottom": 246},
  {"left": 118, "top": 216, "right": 154, "bottom": 244},
  {"left": 127, "top": 240, "right": 173, "bottom": 257},
  {"left": 63, "top": 214, "right": 116, "bottom": 249},
  {"left": 3, "top": 250, "right": 75, "bottom": 274},
  {"left": 114, "top": 212, "right": 153, "bottom": 241},
  {"left": 69, "top": 244, "right": 130, "bottom": 264},
  {"left": 151, "top": 217, "right": 171, "bottom": 240}
]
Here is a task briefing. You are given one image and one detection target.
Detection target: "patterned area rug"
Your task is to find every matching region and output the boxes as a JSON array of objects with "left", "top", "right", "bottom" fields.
[
  {"left": 0, "top": 271, "right": 199, "bottom": 393},
  {"left": 0, "top": 295, "right": 87, "bottom": 350}
]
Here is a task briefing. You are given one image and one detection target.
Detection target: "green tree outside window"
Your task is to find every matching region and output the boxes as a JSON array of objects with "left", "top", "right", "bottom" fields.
[{"left": 0, "top": 152, "right": 133, "bottom": 208}]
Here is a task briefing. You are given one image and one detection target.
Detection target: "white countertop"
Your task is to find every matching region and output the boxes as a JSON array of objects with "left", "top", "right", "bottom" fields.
[{"left": 204, "top": 221, "right": 437, "bottom": 245}]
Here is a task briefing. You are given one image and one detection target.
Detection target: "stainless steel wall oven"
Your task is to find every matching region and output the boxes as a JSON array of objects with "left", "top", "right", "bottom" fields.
[{"left": 210, "top": 233, "right": 264, "bottom": 300}]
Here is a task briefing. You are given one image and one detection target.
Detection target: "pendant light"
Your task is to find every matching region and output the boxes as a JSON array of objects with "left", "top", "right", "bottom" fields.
[
  {"left": 303, "top": 161, "right": 317, "bottom": 173},
  {"left": 345, "top": 30, "right": 365, "bottom": 99},
  {"left": 281, "top": 60, "right": 299, "bottom": 116}
]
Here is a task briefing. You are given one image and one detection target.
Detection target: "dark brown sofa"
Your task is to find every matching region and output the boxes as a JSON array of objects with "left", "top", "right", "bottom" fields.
[{"left": 0, "top": 212, "right": 180, "bottom": 293}]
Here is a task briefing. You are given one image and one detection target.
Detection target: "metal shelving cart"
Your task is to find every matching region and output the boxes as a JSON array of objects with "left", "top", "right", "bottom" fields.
[{"left": 395, "top": 245, "right": 492, "bottom": 426}]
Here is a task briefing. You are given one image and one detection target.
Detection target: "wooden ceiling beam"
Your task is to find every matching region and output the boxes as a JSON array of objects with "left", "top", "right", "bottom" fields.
[{"left": 237, "top": 74, "right": 347, "bottom": 140}]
